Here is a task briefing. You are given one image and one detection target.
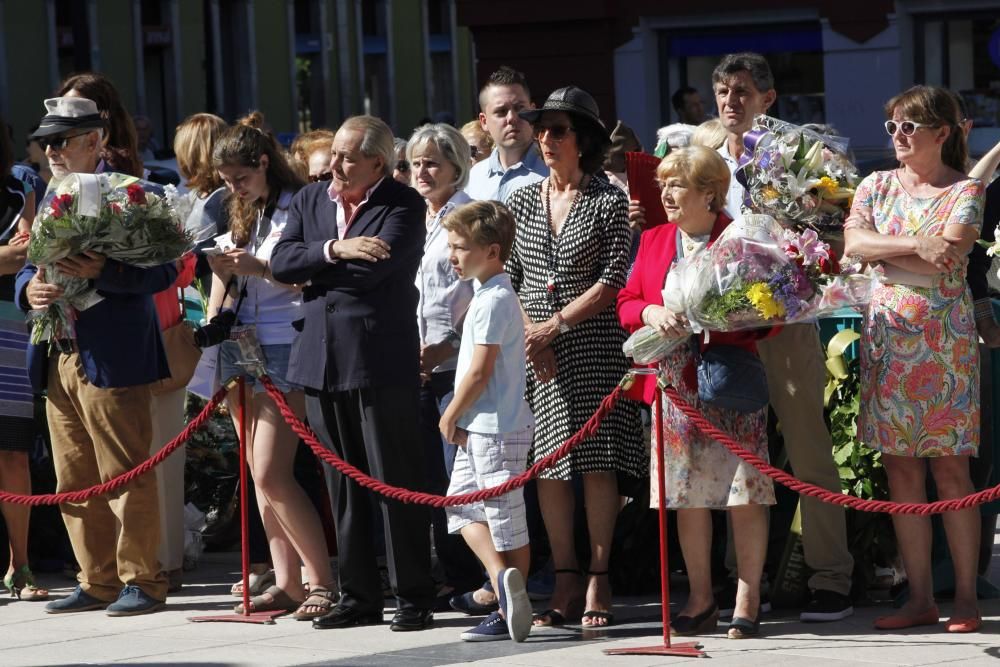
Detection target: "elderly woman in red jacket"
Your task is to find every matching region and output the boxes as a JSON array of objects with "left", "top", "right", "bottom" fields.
[{"left": 617, "top": 146, "right": 775, "bottom": 640}]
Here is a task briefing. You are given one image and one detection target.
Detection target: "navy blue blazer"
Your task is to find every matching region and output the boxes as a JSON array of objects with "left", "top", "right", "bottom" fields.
[
  {"left": 16, "top": 259, "right": 177, "bottom": 391},
  {"left": 270, "top": 177, "right": 425, "bottom": 392}
]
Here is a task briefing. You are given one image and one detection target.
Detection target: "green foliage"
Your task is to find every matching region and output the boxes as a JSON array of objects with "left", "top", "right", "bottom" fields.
[
  {"left": 698, "top": 284, "right": 752, "bottom": 329},
  {"left": 825, "top": 351, "right": 897, "bottom": 587}
]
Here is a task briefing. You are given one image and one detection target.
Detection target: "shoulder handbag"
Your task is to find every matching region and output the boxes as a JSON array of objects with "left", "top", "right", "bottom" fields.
[
  {"left": 694, "top": 343, "right": 769, "bottom": 414},
  {"left": 152, "top": 288, "right": 203, "bottom": 395}
]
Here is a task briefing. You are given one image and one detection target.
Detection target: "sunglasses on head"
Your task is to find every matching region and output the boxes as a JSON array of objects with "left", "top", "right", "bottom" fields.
[
  {"left": 309, "top": 171, "right": 333, "bottom": 183},
  {"left": 396, "top": 159, "right": 410, "bottom": 172},
  {"left": 534, "top": 124, "right": 575, "bottom": 140},
  {"left": 884, "top": 120, "right": 937, "bottom": 137},
  {"left": 37, "top": 132, "right": 90, "bottom": 151}
]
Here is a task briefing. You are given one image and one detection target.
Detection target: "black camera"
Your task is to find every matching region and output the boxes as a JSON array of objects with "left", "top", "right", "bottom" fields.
[{"left": 193, "top": 310, "right": 236, "bottom": 348}]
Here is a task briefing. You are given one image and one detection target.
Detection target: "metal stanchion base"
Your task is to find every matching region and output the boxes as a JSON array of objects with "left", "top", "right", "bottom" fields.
[
  {"left": 604, "top": 642, "right": 706, "bottom": 657},
  {"left": 188, "top": 610, "right": 288, "bottom": 625}
]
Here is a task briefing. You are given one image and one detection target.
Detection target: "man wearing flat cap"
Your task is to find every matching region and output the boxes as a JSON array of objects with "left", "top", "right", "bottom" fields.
[{"left": 16, "top": 97, "right": 176, "bottom": 616}]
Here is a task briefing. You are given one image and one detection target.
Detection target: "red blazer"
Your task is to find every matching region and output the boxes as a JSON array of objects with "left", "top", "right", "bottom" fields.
[{"left": 616, "top": 212, "right": 777, "bottom": 404}]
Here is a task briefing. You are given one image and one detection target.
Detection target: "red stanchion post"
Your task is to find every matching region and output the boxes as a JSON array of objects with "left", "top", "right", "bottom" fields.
[
  {"left": 606, "top": 376, "right": 705, "bottom": 658},
  {"left": 188, "top": 376, "right": 285, "bottom": 625},
  {"left": 238, "top": 376, "right": 251, "bottom": 617}
]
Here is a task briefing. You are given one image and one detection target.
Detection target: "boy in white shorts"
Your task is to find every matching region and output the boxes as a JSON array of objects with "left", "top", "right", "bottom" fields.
[{"left": 439, "top": 201, "right": 535, "bottom": 643}]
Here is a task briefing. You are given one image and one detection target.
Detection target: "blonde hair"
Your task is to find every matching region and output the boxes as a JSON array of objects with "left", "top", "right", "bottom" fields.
[
  {"left": 174, "top": 113, "right": 227, "bottom": 195},
  {"left": 442, "top": 201, "right": 517, "bottom": 262},
  {"left": 340, "top": 115, "right": 395, "bottom": 177},
  {"left": 461, "top": 120, "right": 493, "bottom": 151},
  {"left": 290, "top": 129, "right": 336, "bottom": 180},
  {"left": 690, "top": 118, "right": 727, "bottom": 150},
  {"left": 655, "top": 145, "right": 731, "bottom": 212}
]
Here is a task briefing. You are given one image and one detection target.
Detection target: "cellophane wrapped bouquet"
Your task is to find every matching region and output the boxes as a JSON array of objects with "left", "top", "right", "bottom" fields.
[
  {"left": 27, "top": 172, "right": 204, "bottom": 345},
  {"left": 623, "top": 215, "right": 872, "bottom": 363},
  {"left": 734, "top": 115, "right": 859, "bottom": 235}
]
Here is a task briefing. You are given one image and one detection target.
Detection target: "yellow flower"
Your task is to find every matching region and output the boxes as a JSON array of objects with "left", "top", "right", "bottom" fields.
[
  {"left": 814, "top": 176, "right": 839, "bottom": 196},
  {"left": 746, "top": 283, "right": 786, "bottom": 319},
  {"left": 760, "top": 185, "right": 781, "bottom": 203}
]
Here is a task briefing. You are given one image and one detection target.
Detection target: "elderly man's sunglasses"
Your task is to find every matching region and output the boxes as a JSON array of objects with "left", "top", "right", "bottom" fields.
[
  {"left": 37, "top": 132, "right": 91, "bottom": 152},
  {"left": 884, "top": 120, "right": 937, "bottom": 137}
]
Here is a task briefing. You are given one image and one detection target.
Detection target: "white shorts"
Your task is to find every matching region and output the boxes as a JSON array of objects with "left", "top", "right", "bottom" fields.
[{"left": 445, "top": 426, "right": 533, "bottom": 552}]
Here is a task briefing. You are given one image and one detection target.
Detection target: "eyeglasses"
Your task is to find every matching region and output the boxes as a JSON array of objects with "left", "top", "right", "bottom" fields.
[
  {"left": 309, "top": 171, "right": 333, "bottom": 183},
  {"left": 396, "top": 160, "right": 410, "bottom": 172},
  {"left": 470, "top": 145, "right": 479, "bottom": 158},
  {"left": 37, "top": 132, "right": 91, "bottom": 152},
  {"left": 884, "top": 120, "right": 937, "bottom": 137},
  {"left": 534, "top": 124, "right": 575, "bottom": 141}
]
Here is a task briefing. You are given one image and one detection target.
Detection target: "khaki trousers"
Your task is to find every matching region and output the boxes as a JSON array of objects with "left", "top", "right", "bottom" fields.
[
  {"left": 726, "top": 323, "right": 854, "bottom": 595},
  {"left": 150, "top": 388, "right": 186, "bottom": 573},
  {"left": 47, "top": 352, "right": 166, "bottom": 602}
]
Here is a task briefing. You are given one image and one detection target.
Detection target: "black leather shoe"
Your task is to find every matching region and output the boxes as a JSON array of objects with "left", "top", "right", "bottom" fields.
[
  {"left": 390, "top": 608, "right": 434, "bottom": 631},
  {"left": 312, "top": 604, "right": 383, "bottom": 630}
]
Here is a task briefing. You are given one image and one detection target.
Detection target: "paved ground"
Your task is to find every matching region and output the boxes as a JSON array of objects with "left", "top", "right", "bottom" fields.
[{"left": 1, "top": 528, "right": 997, "bottom": 667}]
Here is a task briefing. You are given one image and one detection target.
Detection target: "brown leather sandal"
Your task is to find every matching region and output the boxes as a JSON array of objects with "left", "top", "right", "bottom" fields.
[
  {"left": 292, "top": 586, "right": 339, "bottom": 621},
  {"left": 233, "top": 585, "right": 300, "bottom": 615}
]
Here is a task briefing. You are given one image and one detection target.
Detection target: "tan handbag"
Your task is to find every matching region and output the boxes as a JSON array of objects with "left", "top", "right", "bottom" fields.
[{"left": 153, "top": 289, "right": 203, "bottom": 395}]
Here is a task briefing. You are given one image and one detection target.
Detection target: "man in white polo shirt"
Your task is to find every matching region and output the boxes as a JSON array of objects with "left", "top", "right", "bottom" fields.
[
  {"left": 710, "top": 52, "right": 854, "bottom": 624},
  {"left": 465, "top": 66, "right": 548, "bottom": 204}
]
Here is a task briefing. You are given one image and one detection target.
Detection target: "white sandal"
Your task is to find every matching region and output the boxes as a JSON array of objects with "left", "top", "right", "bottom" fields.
[{"left": 230, "top": 569, "right": 275, "bottom": 597}]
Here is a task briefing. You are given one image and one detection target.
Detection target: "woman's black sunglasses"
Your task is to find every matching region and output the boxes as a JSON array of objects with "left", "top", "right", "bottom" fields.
[{"left": 309, "top": 171, "right": 334, "bottom": 183}]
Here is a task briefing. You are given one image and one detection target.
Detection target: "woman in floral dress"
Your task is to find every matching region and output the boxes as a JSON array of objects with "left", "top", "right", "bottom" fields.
[
  {"left": 844, "top": 86, "right": 985, "bottom": 634},
  {"left": 617, "top": 147, "right": 775, "bottom": 640}
]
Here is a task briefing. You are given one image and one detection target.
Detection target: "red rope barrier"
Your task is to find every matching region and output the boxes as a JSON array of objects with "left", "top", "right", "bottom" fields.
[
  {"left": 660, "top": 384, "right": 1000, "bottom": 515},
  {"left": 259, "top": 375, "right": 623, "bottom": 508},
  {"left": 0, "top": 384, "right": 232, "bottom": 506}
]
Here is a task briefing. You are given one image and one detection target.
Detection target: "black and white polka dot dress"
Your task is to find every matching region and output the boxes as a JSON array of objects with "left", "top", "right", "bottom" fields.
[{"left": 506, "top": 177, "right": 645, "bottom": 482}]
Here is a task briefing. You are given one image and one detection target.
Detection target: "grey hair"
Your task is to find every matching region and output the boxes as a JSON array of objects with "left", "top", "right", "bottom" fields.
[
  {"left": 340, "top": 115, "right": 395, "bottom": 177},
  {"left": 393, "top": 137, "right": 407, "bottom": 160},
  {"left": 405, "top": 123, "right": 472, "bottom": 190},
  {"left": 712, "top": 52, "right": 774, "bottom": 93}
]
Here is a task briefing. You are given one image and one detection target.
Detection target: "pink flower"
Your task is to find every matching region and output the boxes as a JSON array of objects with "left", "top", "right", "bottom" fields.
[
  {"left": 903, "top": 361, "right": 944, "bottom": 402},
  {"left": 896, "top": 294, "right": 928, "bottom": 324},
  {"left": 781, "top": 228, "right": 829, "bottom": 266}
]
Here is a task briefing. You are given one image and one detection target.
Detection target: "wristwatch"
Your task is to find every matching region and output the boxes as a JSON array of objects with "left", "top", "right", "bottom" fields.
[
  {"left": 445, "top": 329, "right": 461, "bottom": 349},
  {"left": 555, "top": 311, "right": 571, "bottom": 334}
]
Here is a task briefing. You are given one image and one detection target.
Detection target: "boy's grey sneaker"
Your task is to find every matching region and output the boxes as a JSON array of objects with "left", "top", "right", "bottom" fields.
[
  {"left": 498, "top": 568, "right": 531, "bottom": 642},
  {"left": 45, "top": 586, "right": 109, "bottom": 614},
  {"left": 460, "top": 611, "right": 510, "bottom": 641},
  {"left": 106, "top": 584, "right": 165, "bottom": 617}
]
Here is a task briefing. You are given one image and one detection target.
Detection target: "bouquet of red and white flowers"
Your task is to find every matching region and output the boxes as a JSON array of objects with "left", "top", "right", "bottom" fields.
[{"left": 27, "top": 172, "right": 201, "bottom": 344}]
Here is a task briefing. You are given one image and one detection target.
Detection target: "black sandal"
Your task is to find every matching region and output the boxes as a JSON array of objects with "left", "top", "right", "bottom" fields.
[
  {"left": 727, "top": 614, "right": 761, "bottom": 639},
  {"left": 533, "top": 569, "right": 583, "bottom": 627},
  {"left": 582, "top": 570, "right": 614, "bottom": 627},
  {"left": 671, "top": 604, "right": 719, "bottom": 636}
]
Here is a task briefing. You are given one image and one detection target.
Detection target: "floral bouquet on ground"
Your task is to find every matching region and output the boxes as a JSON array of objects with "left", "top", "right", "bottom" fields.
[
  {"left": 735, "top": 115, "right": 859, "bottom": 235},
  {"left": 623, "top": 215, "right": 872, "bottom": 364},
  {"left": 27, "top": 172, "right": 201, "bottom": 345}
]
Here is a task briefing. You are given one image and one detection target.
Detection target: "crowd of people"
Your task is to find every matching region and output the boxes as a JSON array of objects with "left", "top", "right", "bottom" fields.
[{"left": 0, "top": 50, "right": 998, "bottom": 644}]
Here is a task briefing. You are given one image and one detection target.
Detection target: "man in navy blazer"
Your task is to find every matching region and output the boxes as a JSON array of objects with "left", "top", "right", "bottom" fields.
[
  {"left": 271, "top": 115, "right": 436, "bottom": 632},
  {"left": 16, "top": 96, "right": 176, "bottom": 617}
]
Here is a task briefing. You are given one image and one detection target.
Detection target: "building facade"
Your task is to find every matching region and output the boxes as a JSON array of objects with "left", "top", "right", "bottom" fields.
[
  {"left": 0, "top": 0, "right": 478, "bottom": 156},
  {"left": 457, "top": 0, "right": 1000, "bottom": 158}
]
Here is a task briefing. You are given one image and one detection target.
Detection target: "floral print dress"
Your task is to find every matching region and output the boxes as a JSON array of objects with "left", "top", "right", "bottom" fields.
[
  {"left": 652, "top": 234, "right": 776, "bottom": 509},
  {"left": 847, "top": 171, "right": 984, "bottom": 457}
]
